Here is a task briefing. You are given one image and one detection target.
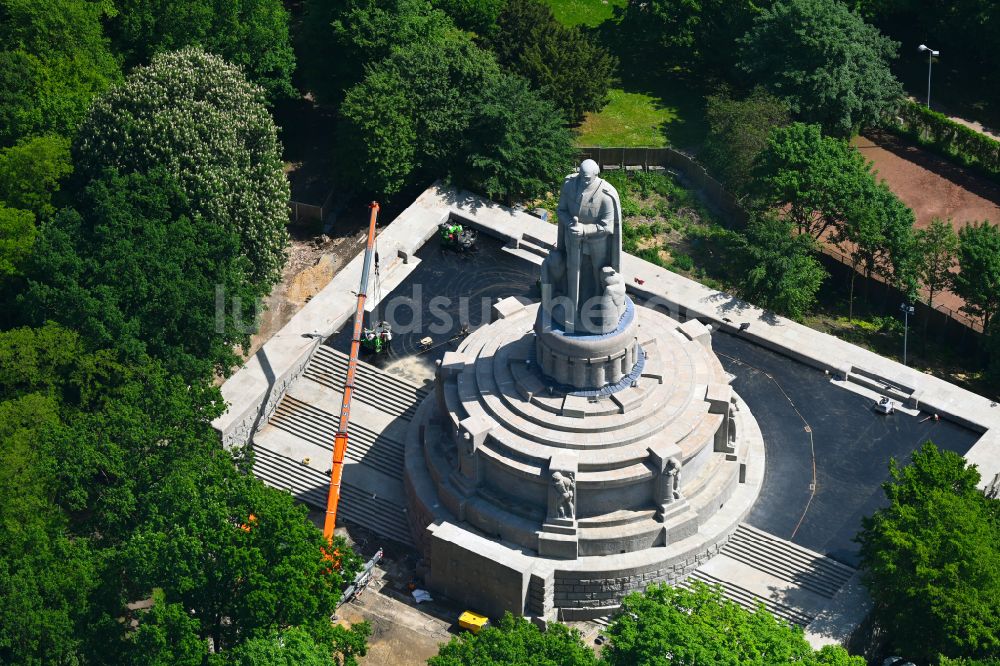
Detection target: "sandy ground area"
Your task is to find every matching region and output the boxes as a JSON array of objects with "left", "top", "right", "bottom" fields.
[{"left": 849, "top": 131, "right": 1000, "bottom": 322}]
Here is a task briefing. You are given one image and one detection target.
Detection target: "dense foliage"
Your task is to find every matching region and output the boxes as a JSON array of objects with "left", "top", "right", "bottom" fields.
[
  {"left": 858, "top": 443, "right": 1000, "bottom": 662},
  {"left": 739, "top": 0, "right": 903, "bottom": 136},
  {"left": 75, "top": 47, "right": 290, "bottom": 291},
  {"left": 429, "top": 613, "right": 598, "bottom": 666},
  {"left": 488, "top": 0, "right": 616, "bottom": 124},
  {"left": 603, "top": 582, "right": 864, "bottom": 665},
  {"left": 107, "top": 0, "right": 297, "bottom": 102},
  {"left": 339, "top": 29, "right": 574, "bottom": 201},
  {"left": 952, "top": 221, "right": 1000, "bottom": 333},
  {"left": 0, "top": 0, "right": 120, "bottom": 146},
  {"left": 21, "top": 169, "right": 257, "bottom": 378},
  {"left": 734, "top": 215, "right": 827, "bottom": 320},
  {"left": 702, "top": 87, "right": 789, "bottom": 194}
]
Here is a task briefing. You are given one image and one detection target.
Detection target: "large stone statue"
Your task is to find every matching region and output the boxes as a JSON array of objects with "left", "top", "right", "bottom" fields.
[
  {"left": 552, "top": 471, "right": 576, "bottom": 520},
  {"left": 541, "top": 160, "right": 625, "bottom": 334}
]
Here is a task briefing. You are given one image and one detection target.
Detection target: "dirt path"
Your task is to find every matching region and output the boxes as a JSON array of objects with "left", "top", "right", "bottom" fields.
[{"left": 850, "top": 131, "right": 1000, "bottom": 323}]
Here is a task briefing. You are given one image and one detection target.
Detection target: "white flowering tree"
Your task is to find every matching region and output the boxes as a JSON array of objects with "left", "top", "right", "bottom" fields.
[{"left": 76, "top": 47, "right": 289, "bottom": 292}]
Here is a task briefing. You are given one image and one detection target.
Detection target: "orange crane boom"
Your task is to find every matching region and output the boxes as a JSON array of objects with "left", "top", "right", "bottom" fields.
[{"left": 323, "top": 201, "right": 380, "bottom": 543}]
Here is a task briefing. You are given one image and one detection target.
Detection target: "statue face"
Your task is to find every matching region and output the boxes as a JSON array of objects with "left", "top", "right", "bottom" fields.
[{"left": 579, "top": 160, "right": 599, "bottom": 188}]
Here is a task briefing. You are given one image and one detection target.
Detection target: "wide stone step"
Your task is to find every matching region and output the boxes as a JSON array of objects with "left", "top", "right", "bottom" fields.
[
  {"left": 270, "top": 395, "right": 405, "bottom": 481},
  {"left": 305, "top": 346, "right": 428, "bottom": 421},
  {"left": 251, "top": 446, "right": 414, "bottom": 547},
  {"left": 721, "top": 524, "right": 855, "bottom": 599},
  {"left": 684, "top": 570, "right": 815, "bottom": 627}
]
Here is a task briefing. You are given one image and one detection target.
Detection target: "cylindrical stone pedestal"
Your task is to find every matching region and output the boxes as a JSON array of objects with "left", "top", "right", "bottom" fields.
[{"left": 534, "top": 297, "right": 640, "bottom": 390}]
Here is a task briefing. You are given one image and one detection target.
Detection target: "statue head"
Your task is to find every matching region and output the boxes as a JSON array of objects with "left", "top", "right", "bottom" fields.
[{"left": 579, "top": 159, "right": 599, "bottom": 187}]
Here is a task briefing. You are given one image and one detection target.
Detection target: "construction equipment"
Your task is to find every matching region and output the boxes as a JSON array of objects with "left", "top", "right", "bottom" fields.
[
  {"left": 361, "top": 320, "right": 392, "bottom": 354},
  {"left": 323, "top": 202, "right": 381, "bottom": 544},
  {"left": 338, "top": 548, "right": 384, "bottom": 606},
  {"left": 439, "top": 221, "right": 477, "bottom": 252}
]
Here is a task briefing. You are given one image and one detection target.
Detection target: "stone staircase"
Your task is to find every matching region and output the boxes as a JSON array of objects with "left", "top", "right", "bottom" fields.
[
  {"left": 684, "top": 570, "right": 816, "bottom": 626},
  {"left": 269, "top": 395, "right": 405, "bottom": 481},
  {"left": 252, "top": 445, "right": 414, "bottom": 547},
  {"left": 501, "top": 233, "right": 551, "bottom": 264},
  {"left": 720, "top": 524, "right": 855, "bottom": 599},
  {"left": 304, "top": 345, "right": 429, "bottom": 421}
]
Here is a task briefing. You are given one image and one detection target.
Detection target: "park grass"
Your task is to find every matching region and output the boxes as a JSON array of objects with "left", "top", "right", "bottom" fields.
[
  {"left": 576, "top": 78, "right": 708, "bottom": 149},
  {"left": 576, "top": 89, "right": 674, "bottom": 147},
  {"left": 543, "top": 0, "right": 626, "bottom": 28}
]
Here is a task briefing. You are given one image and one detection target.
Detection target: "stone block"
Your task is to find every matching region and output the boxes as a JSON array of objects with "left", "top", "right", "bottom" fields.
[{"left": 493, "top": 296, "right": 529, "bottom": 322}]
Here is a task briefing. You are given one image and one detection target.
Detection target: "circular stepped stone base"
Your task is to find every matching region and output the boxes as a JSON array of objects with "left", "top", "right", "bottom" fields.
[{"left": 403, "top": 298, "right": 765, "bottom": 620}]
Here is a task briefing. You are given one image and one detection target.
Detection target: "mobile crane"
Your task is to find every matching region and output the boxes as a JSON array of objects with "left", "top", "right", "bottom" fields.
[{"left": 323, "top": 202, "right": 381, "bottom": 545}]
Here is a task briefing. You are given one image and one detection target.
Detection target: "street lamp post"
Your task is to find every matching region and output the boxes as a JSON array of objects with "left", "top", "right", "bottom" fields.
[
  {"left": 918, "top": 44, "right": 940, "bottom": 109},
  {"left": 900, "top": 303, "right": 915, "bottom": 366}
]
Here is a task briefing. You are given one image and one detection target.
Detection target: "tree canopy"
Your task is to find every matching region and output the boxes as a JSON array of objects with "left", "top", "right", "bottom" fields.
[
  {"left": 75, "top": 47, "right": 289, "bottom": 291},
  {"left": 857, "top": 442, "right": 1000, "bottom": 662},
  {"left": 739, "top": 0, "right": 903, "bottom": 136},
  {"left": 0, "top": 0, "right": 120, "bottom": 146},
  {"left": 603, "top": 581, "right": 864, "bottom": 666},
  {"left": 735, "top": 214, "right": 827, "bottom": 320},
  {"left": 916, "top": 218, "right": 960, "bottom": 312},
  {"left": 21, "top": 168, "right": 258, "bottom": 378},
  {"left": 107, "top": 0, "right": 296, "bottom": 102},
  {"left": 703, "top": 87, "right": 789, "bottom": 195},
  {"left": 488, "top": 0, "right": 616, "bottom": 124},
  {"left": 453, "top": 72, "right": 575, "bottom": 203},
  {"left": 952, "top": 220, "right": 1000, "bottom": 333},
  {"left": 429, "top": 613, "right": 598, "bottom": 666},
  {"left": 0, "top": 135, "right": 72, "bottom": 219},
  {"left": 299, "top": 0, "right": 455, "bottom": 108}
]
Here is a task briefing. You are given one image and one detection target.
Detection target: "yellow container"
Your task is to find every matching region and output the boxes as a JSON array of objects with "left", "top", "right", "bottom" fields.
[{"left": 458, "top": 610, "right": 490, "bottom": 634}]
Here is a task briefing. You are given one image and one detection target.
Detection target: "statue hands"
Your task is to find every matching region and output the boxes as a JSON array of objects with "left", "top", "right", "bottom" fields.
[{"left": 569, "top": 216, "right": 585, "bottom": 238}]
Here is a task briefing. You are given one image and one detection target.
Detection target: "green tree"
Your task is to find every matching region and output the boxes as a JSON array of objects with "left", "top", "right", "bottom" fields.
[
  {"left": 615, "top": 0, "right": 760, "bottom": 75},
  {"left": 837, "top": 179, "right": 918, "bottom": 318},
  {"left": 338, "top": 32, "right": 501, "bottom": 196},
  {"left": 75, "top": 47, "right": 289, "bottom": 291},
  {"left": 117, "top": 461, "right": 361, "bottom": 655},
  {"left": 121, "top": 590, "right": 207, "bottom": 666},
  {"left": 739, "top": 0, "right": 903, "bottom": 136},
  {"left": 952, "top": 220, "right": 1000, "bottom": 333},
  {"left": 0, "top": 135, "right": 72, "bottom": 218},
  {"left": 0, "top": 205, "right": 35, "bottom": 279},
  {"left": 225, "top": 627, "right": 330, "bottom": 666},
  {"left": 107, "top": 0, "right": 296, "bottom": 102},
  {"left": 454, "top": 72, "right": 575, "bottom": 203},
  {"left": 429, "top": 612, "right": 598, "bottom": 666},
  {"left": 754, "top": 123, "right": 874, "bottom": 241},
  {"left": 299, "top": 0, "right": 454, "bottom": 107},
  {"left": 603, "top": 582, "right": 864, "bottom": 665},
  {"left": 0, "top": 0, "right": 120, "bottom": 146},
  {"left": 488, "top": 0, "right": 616, "bottom": 123},
  {"left": 735, "top": 215, "right": 827, "bottom": 319},
  {"left": 22, "top": 169, "right": 258, "bottom": 378},
  {"left": 857, "top": 442, "right": 1000, "bottom": 661},
  {"left": 431, "top": 0, "right": 504, "bottom": 34},
  {"left": 916, "top": 218, "right": 960, "bottom": 312},
  {"left": 702, "top": 87, "right": 789, "bottom": 194}
]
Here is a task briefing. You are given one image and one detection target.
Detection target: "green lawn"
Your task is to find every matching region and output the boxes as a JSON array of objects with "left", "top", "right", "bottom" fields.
[
  {"left": 544, "top": 0, "right": 626, "bottom": 28},
  {"left": 576, "top": 89, "right": 673, "bottom": 147},
  {"left": 576, "top": 78, "right": 708, "bottom": 149}
]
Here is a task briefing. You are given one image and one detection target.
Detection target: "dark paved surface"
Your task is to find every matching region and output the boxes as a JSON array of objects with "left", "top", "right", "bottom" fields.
[
  {"left": 328, "top": 234, "right": 539, "bottom": 377},
  {"left": 326, "top": 239, "right": 980, "bottom": 567},
  {"left": 714, "top": 332, "right": 978, "bottom": 566}
]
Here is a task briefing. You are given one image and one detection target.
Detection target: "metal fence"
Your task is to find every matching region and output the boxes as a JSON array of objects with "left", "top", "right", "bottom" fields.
[
  {"left": 577, "top": 146, "right": 748, "bottom": 226},
  {"left": 289, "top": 187, "right": 336, "bottom": 223}
]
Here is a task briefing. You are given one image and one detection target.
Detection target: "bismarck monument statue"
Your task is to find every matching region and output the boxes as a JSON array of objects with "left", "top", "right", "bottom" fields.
[{"left": 404, "top": 161, "right": 765, "bottom": 620}]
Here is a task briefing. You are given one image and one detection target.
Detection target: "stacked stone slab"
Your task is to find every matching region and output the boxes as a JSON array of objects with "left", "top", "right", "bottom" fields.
[{"left": 404, "top": 296, "right": 764, "bottom": 620}]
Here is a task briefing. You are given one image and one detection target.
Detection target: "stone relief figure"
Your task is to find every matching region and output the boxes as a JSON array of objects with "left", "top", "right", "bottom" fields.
[
  {"left": 552, "top": 471, "right": 576, "bottom": 520},
  {"left": 665, "top": 457, "right": 682, "bottom": 503},
  {"left": 541, "top": 159, "right": 624, "bottom": 334}
]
